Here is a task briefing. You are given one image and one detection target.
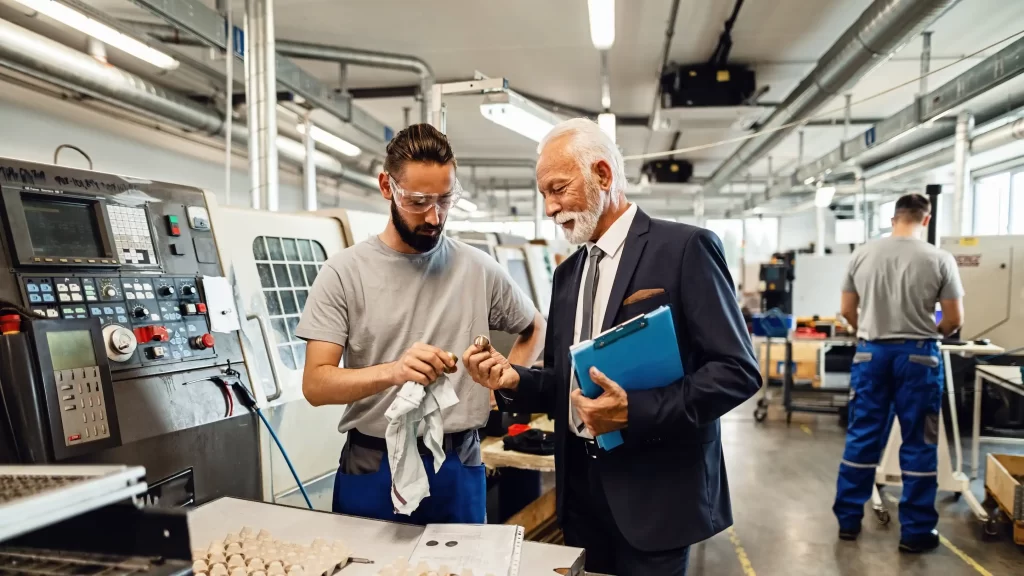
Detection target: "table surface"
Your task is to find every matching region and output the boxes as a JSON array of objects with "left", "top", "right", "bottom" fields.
[
  {"left": 188, "top": 497, "right": 585, "bottom": 576},
  {"left": 977, "top": 364, "right": 1024, "bottom": 385}
]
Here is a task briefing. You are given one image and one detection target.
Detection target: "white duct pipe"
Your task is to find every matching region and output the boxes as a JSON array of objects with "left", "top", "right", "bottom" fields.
[
  {"left": 303, "top": 114, "right": 317, "bottom": 211},
  {"left": 276, "top": 40, "right": 434, "bottom": 124},
  {"left": 0, "top": 19, "right": 380, "bottom": 194},
  {"left": 246, "top": 0, "right": 279, "bottom": 211},
  {"left": 951, "top": 111, "right": 974, "bottom": 236}
]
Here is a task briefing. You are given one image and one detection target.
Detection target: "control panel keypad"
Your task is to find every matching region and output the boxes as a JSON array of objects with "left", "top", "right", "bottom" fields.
[
  {"left": 54, "top": 366, "right": 110, "bottom": 446},
  {"left": 108, "top": 205, "right": 157, "bottom": 266}
]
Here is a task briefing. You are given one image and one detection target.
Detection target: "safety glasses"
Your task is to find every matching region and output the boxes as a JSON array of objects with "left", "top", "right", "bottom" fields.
[{"left": 387, "top": 173, "right": 463, "bottom": 214}]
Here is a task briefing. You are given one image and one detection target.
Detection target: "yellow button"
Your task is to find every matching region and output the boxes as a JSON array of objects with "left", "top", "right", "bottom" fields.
[
  {"left": 33, "top": 257, "right": 41, "bottom": 262},
  {"left": 44, "top": 258, "right": 53, "bottom": 262},
  {"left": 59, "top": 258, "right": 68, "bottom": 263}
]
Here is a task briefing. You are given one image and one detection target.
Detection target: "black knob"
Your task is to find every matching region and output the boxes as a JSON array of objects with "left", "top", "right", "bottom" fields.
[
  {"left": 133, "top": 307, "right": 149, "bottom": 318},
  {"left": 160, "top": 285, "right": 176, "bottom": 296},
  {"left": 182, "top": 286, "right": 196, "bottom": 296}
]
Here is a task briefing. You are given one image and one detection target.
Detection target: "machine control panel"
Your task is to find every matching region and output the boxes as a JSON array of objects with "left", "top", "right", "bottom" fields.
[{"left": 55, "top": 365, "right": 111, "bottom": 445}]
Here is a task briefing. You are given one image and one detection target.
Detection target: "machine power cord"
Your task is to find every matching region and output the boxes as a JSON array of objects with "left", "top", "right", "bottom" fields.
[{"left": 226, "top": 374, "right": 314, "bottom": 510}]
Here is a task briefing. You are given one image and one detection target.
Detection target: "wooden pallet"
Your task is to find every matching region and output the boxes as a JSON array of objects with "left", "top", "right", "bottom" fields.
[{"left": 984, "top": 453, "right": 1024, "bottom": 545}]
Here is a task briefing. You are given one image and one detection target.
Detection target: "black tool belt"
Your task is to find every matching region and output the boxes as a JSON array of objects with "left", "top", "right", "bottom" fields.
[{"left": 348, "top": 428, "right": 478, "bottom": 457}]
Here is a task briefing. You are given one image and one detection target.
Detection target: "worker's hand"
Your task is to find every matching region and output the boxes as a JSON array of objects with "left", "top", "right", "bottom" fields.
[
  {"left": 389, "top": 342, "right": 456, "bottom": 386},
  {"left": 572, "top": 367, "right": 628, "bottom": 436},
  {"left": 463, "top": 343, "right": 519, "bottom": 391}
]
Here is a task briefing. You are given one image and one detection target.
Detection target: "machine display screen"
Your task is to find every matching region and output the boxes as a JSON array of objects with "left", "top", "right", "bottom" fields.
[
  {"left": 506, "top": 259, "right": 536, "bottom": 304},
  {"left": 23, "top": 197, "right": 104, "bottom": 258},
  {"left": 47, "top": 330, "right": 97, "bottom": 371}
]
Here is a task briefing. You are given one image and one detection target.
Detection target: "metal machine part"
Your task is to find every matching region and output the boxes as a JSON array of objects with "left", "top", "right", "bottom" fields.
[{"left": 0, "top": 157, "right": 259, "bottom": 504}]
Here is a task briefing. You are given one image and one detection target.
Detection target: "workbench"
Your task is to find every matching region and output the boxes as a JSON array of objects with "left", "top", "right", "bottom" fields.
[
  {"left": 188, "top": 497, "right": 586, "bottom": 576},
  {"left": 972, "top": 364, "right": 1024, "bottom": 477}
]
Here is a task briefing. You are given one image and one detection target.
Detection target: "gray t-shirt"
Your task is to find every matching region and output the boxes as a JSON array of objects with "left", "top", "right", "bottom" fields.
[
  {"left": 843, "top": 235, "right": 964, "bottom": 341},
  {"left": 295, "top": 234, "right": 536, "bottom": 438}
]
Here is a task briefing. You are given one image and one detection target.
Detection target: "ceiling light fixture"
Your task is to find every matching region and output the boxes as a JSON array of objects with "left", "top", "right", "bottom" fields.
[
  {"left": 13, "top": 0, "right": 179, "bottom": 70},
  {"left": 598, "top": 112, "right": 617, "bottom": 144},
  {"left": 587, "top": 0, "right": 616, "bottom": 50},
  {"left": 815, "top": 186, "right": 836, "bottom": 207},
  {"left": 480, "top": 91, "right": 560, "bottom": 143},
  {"left": 296, "top": 123, "right": 361, "bottom": 157}
]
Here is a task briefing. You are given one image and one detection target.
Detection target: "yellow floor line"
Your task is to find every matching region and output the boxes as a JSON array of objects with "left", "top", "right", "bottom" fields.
[
  {"left": 881, "top": 493, "right": 991, "bottom": 575},
  {"left": 800, "top": 424, "right": 813, "bottom": 436},
  {"left": 727, "top": 526, "right": 757, "bottom": 576},
  {"left": 938, "top": 534, "right": 993, "bottom": 576}
]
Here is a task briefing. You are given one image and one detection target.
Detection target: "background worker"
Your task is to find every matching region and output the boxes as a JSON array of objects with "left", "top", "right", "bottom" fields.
[
  {"left": 463, "top": 118, "right": 761, "bottom": 576},
  {"left": 296, "top": 124, "right": 545, "bottom": 524},
  {"left": 833, "top": 193, "right": 964, "bottom": 553}
]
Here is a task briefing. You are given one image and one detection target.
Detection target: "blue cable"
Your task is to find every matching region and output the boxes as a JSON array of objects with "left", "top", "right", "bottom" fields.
[{"left": 255, "top": 407, "right": 313, "bottom": 510}]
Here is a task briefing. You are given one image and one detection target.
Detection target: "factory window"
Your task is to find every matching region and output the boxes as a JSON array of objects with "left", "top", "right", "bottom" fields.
[
  {"left": 973, "top": 173, "right": 1011, "bottom": 236},
  {"left": 253, "top": 237, "right": 328, "bottom": 370},
  {"left": 706, "top": 219, "right": 744, "bottom": 287},
  {"left": 1012, "top": 171, "right": 1024, "bottom": 234}
]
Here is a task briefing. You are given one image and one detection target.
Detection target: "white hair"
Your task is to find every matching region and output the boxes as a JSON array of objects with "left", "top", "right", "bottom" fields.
[{"left": 540, "top": 117, "right": 626, "bottom": 196}]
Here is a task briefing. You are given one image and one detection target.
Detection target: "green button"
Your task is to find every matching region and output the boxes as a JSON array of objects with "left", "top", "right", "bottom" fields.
[{"left": 168, "top": 215, "right": 179, "bottom": 223}]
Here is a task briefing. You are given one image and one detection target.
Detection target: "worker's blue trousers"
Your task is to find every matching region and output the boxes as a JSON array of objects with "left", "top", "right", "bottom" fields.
[
  {"left": 833, "top": 340, "right": 943, "bottom": 539},
  {"left": 332, "top": 451, "right": 486, "bottom": 525}
]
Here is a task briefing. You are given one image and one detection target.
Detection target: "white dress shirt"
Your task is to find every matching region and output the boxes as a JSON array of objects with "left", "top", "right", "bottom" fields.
[{"left": 570, "top": 203, "right": 637, "bottom": 438}]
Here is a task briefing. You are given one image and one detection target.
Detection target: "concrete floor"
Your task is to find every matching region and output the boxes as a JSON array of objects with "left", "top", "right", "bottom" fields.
[{"left": 688, "top": 400, "right": 1024, "bottom": 576}]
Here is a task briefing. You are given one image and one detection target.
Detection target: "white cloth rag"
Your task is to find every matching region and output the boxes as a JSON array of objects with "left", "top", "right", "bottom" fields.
[{"left": 384, "top": 375, "right": 460, "bottom": 515}]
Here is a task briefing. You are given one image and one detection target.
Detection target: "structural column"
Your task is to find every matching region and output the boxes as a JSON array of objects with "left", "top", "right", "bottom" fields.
[{"left": 245, "top": 0, "right": 279, "bottom": 211}]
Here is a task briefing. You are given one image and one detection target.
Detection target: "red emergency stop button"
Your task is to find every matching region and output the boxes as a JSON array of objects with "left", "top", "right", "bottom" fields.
[
  {"left": 134, "top": 325, "right": 169, "bottom": 343},
  {"left": 196, "top": 303, "right": 207, "bottom": 314},
  {"left": 191, "top": 333, "right": 215, "bottom": 350}
]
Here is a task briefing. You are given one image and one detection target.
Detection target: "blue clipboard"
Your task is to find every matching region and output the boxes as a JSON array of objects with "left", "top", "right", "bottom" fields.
[{"left": 570, "top": 305, "right": 684, "bottom": 450}]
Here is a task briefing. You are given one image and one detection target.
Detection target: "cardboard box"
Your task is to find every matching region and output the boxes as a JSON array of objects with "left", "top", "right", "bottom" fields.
[
  {"left": 985, "top": 453, "right": 1024, "bottom": 545},
  {"left": 758, "top": 341, "right": 822, "bottom": 383}
]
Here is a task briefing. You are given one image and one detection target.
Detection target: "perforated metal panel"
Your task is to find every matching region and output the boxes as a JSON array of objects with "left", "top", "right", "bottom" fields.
[{"left": 252, "top": 237, "right": 327, "bottom": 370}]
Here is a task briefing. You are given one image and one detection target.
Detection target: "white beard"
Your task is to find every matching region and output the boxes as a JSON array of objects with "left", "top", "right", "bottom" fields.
[{"left": 555, "top": 178, "right": 606, "bottom": 245}]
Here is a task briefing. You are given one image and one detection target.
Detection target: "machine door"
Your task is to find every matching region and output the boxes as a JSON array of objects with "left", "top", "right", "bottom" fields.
[
  {"left": 207, "top": 197, "right": 351, "bottom": 507},
  {"left": 947, "top": 240, "right": 1012, "bottom": 341}
]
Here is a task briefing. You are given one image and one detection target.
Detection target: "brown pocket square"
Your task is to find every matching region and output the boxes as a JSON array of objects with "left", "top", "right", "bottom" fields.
[{"left": 623, "top": 288, "right": 666, "bottom": 306}]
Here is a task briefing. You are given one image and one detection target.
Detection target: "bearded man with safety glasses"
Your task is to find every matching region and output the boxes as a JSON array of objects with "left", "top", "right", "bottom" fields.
[{"left": 296, "top": 124, "right": 546, "bottom": 523}]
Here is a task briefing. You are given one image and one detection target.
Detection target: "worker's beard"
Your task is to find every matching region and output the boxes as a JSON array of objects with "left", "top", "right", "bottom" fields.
[
  {"left": 391, "top": 199, "right": 444, "bottom": 253},
  {"left": 555, "top": 175, "right": 605, "bottom": 245}
]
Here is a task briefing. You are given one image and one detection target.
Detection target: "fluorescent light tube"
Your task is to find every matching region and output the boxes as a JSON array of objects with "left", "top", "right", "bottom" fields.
[
  {"left": 13, "top": 0, "right": 179, "bottom": 70},
  {"left": 297, "top": 123, "right": 361, "bottom": 157},
  {"left": 587, "top": 0, "right": 615, "bottom": 49},
  {"left": 480, "top": 92, "right": 559, "bottom": 143},
  {"left": 456, "top": 198, "right": 478, "bottom": 213},
  {"left": 815, "top": 186, "right": 836, "bottom": 207},
  {"left": 598, "top": 112, "right": 616, "bottom": 144}
]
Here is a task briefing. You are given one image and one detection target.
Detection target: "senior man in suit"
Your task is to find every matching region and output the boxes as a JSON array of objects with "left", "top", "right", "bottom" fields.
[{"left": 463, "top": 118, "right": 762, "bottom": 576}]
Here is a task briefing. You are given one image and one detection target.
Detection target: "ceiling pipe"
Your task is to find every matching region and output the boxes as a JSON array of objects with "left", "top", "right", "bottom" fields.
[
  {"left": 702, "top": 0, "right": 960, "bottom": 195},
  {"left": 0, "top": 18, "right": 379, "bottom": 193},
  {"left": 276, "top": 40, "right": 433, "bottom": 125}
]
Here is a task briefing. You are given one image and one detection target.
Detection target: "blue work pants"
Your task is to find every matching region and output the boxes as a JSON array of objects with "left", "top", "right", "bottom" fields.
[{"left": 833, "top": 340, "right": 943, "bottom": 539}]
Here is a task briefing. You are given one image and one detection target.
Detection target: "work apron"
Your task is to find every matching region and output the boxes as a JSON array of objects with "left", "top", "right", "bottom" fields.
[
  {"left": 833, "top": 339, "right": 943, "bottom": 538},
  {"left": 332, "top": 432, "right": 486, "bottom": 525}
]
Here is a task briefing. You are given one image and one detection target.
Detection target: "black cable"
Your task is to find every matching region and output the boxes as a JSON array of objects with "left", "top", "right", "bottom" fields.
[
  {"left": 709, "top": 0, "right": 746, "bottom": 66},
  {"left": 53, "top": 144, "right": 93, "bottom": 170}
]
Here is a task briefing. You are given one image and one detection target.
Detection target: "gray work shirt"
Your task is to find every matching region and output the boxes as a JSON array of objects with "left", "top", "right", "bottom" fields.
[
  {"left": 295, "top": 234, "right": 536, "bottom": 438},
  {"left": 843, "top": 235, "right": 964, "bottom": 341}
]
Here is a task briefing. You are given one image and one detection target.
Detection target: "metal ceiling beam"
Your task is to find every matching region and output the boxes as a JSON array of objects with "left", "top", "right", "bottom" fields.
[
  {"left": 794, "top": 33, "right": 1024, "bottom": 186},
  {"left": 703, "top": 0, "right": 961, "bottom": 195},
  {"left": 127, "top": 0, "right": 393, "bottom": 143}
]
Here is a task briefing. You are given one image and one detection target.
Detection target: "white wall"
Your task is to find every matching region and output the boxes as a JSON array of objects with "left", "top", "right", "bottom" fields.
[
  {"left": 0, "top": 81, "right": 386, "bottom": 214},
  {"left": 778, "top": 209, "right": 852, "bottom": 254}
]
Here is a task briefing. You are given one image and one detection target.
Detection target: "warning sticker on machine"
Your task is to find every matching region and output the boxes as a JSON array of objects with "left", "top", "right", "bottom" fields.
[{"left": 955, "top": 254, "right": 981, "bottom": 267}]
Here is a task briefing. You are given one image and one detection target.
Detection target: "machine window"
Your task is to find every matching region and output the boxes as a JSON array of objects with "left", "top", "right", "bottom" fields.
[{"left": 253, "top": 236, "right": 326, "bottom": 369}]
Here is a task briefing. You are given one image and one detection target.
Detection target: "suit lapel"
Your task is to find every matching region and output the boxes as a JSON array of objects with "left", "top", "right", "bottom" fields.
[
  {"left": 601, "top": 209, "right": 651, "bottom": 331},
  {"left": 560, "top": 249, "right": 586, "bottom": 383}
]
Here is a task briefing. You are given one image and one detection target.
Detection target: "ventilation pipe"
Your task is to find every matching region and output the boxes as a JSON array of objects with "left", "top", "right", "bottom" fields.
[
  {"left": 702, "top": 0, "right": 960, "bottom": 194},
  {"left": 245, "top": 0, "right": 279, "bottom": 211},
  {"left": 276, "top": 41, "right": 434, "bottom": 124},
  {"left": 0, "top": 18, "right": 379, "bottom": 193},
  {"left": 951, "top": 111, "right": 973, "bottom": 236}
]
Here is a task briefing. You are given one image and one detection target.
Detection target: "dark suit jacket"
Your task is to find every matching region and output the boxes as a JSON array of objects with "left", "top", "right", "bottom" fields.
[{"left": 496, "top": 208, "right": 761, "bottom": 552}]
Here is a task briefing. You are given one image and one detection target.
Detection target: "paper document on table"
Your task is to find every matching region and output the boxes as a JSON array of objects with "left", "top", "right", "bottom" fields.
[
  {"left": 201, "top": 276, "right": 241, "bottom": 333},
  {"left": 406, "top": 524, "right": 523, "bottom": 576}
]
